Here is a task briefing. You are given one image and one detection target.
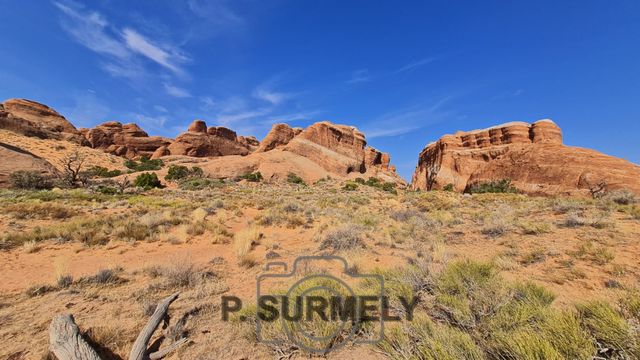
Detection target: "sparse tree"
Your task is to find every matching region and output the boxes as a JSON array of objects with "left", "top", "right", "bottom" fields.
[
  {"left": 116, "top": 175, "right": 131, "bottom": 194},
  {"left": 59, "top": 150, "right": 86, "bottom": 187}
]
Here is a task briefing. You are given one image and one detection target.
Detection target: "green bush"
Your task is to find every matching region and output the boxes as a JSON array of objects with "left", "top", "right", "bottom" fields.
[
  {"left": 9, "top": 171, "right": 52, "bottom": 190},
  {"left": 240, "top": 171, "right": 263, "bottom": 182},
  {"left": 165, "top": 165, "right": 204, "bottom": 181},
  {"left": 466, "top": 179, "right": 518, "bottom": 194},
  {"left": 84, "top": 166, "right": 122, "bottom": 178},
  {"left": 134, "top": 173, "right": 162, "bottom": 189},
  {"left": 354, "top": 177, "right": 366, "bottom": 184},
  {"left": 125, "top": 156, "right": 163, "bottom": 172},
  {"left": 443, "top": 183, "right": 455, "bottom": 192},
  {"left": 342, "top": 181, "right": 358, "bottom": 191},
  {"left": 287, "top": 172, "right": 305, "bottom": 185}
]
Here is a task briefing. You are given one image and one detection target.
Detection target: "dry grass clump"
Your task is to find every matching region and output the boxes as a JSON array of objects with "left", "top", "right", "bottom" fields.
[
  {"left": 604, "top": 189, "right": 637, "bottom": 205},
  {"left": 519, "top": 221, "right": 551, "bottom": 235},
  {"left": 5, "top": 202, "right": 78, "bottom": 220},
  {"left": 562, "top": 212, "right": 588, "bottom": 227},
  {"left": 319, "top": 225, "right": 366, "bottom": 251},
  {"left": 234, "top": 226, "right": 261, "bottom": 267}
]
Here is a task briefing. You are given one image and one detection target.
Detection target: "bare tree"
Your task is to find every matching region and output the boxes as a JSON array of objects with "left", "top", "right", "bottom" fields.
[
  {"left": 60, "top": 150, "right": 86, "bottom": 187},
  {"left": 588, "top": 179, "right": 608, "bottom": 199},
  {"left": 116, "top": 175, "right": 131, "bottom": 194}
]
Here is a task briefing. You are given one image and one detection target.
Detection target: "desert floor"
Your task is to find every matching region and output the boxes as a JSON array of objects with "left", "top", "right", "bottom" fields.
[{"left": 1, "top": 182, "right": 639, "bottom": 359}]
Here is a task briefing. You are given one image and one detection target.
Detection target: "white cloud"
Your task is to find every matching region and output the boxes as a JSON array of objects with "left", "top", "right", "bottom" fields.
[
  {"left": 393, "top": 57, "right": 437, "bottom": 74},
  {"left": 253, "top": 88, "right": 290, "bottom": 105},
  {"left": 54, "top": 2, "right": 129, "bottom": 59},
  {"left": 261, "top": 110, "right": 322, "bottom": 125},
  {"left": 59, "top": 93, "right": 111, "bottom": 128},
  {"left": 55, "top": 2, "right": 190, "bottom": 82},
  {"left": 163, "top": 83, "right": 192, "bottom": 98},
  {"left": 122, "top": 28, "right": 188, "bottom": 75}
]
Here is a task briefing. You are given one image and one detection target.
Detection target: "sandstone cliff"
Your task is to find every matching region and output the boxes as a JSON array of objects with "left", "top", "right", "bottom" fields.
[
  {"left": 167, "top": 120, "right": 253, "bottom": 157},
  {"left": 412, "top": 120, "right": 640, "bottom": 196},
  {"left": 0, "top": 99, "right": 87, "bottom": 145}
]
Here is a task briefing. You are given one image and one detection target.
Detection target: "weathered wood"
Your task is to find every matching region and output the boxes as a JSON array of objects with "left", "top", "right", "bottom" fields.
[
  {"left": 128, "top": 292, "right": 183, "bottom": 360},
  {"left": 148, "top": 337, "right": 189, "bottom": 360},
  {"left": 49, "top": 314, "right": 101, "bottom": 360}
]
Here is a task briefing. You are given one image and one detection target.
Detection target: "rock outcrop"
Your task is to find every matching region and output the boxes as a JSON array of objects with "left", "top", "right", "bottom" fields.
[
  {"left": 412, "top": 120, "right": 640, "bottom": 196},
  {"left": 0, "top": 99, "right": 87, "bottom": 144},
  {"left": 250, "top": 122, "right": 400, "bottom": 180},
  {"left": 0, "top": 142, "right": 59, "bottom": 187},
  {"left": 167, "top": 120, "right": 252, "bottom": 157},
  {"left": 81, "top": 121, "right": 172, "bottom": 159}
]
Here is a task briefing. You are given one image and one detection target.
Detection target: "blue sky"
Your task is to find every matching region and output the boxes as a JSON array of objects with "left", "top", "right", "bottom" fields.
[{"left": 1, "top": 1, "right": 639, "bottom": 180}]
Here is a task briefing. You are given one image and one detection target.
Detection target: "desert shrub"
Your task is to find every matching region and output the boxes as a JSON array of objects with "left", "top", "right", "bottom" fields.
[
  {"left": 124, "top": 156, "right": 163, "bottom": 171},
  {"left": 95, "top": 185, "right": 119, "bottom": 195},
  {"left": 9, "top": 170, "right": 53, "bottom": 190},
  {"left": 342, "top": 181, "right": 358, "bottom": 191},
  {"left": 165, "top": 165, "right": 204, "bottom": 181},
  {"left": 57, "top": 274, "right": 73, "bottom": 288},
  {"left": 134, "top": 172, "right": 162, "bottom": 189},
  {"left": 84, "top": 166, "right": 122, "bottom": 178},
  {"left": 563, "top": 212, "right": 587, "bottom": 227},
  {"left": 466, "top": 179, "right": 518, "bottom": 194},
  {"left": 519, "top": 221, "right": 551, "bottom": 235},
  {"left": 240, "top": 171, "right": 263, "bottom": 182},
  {"left": 354, "top": 177, "right": 365, "bottom": 184},
  {"left": 381, "top": 181, "right": 398, "bottom": 194},
  {"left": 443, "top": 183, "right": 455, "bottom": 192},
  {"left": 319, "top": 225, "right": 366, "bottom": 251},
  {"left": 379, "top": 315, "right": 484, "bottom": 360},
  {"left": 287, "top": 172, "right": 305, "bottom": 185},
  {"left": 5, "top": 202, "right": 77, "bottom": 219},
  {"left": 481, "top": 217, "right": 511, "bottom": 238},
  {"left": 576, "top": 301, "right": 634, "bottom": 356},
  {"left": 605, "top": 189, "right": 637, "bottom": 205},
  {"left": 89, "top": 269, "right": 122, "bottom": 284},
  {"left": 25, "top": 284, "right": 56, "bottom": 297},
  {"left": 163, "top": 261, "right": 199, "bottom": 288}
]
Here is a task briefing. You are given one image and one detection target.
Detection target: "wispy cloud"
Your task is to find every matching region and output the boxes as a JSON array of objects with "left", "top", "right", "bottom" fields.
[
  {"left": 122, "top": 28, "right": 188, "bottom": 75},
  {"left": 253, "top": 87, "right": 291, "bottom": 105},
  {"left": 347, "top": 69, "right": 372, "bottom": 84},
  {"left": 347, "top": 57, "right": 437, "bottom": 85},
  {"left": 54, "top": 2, "right": 129, "bottom": 59},
  {"left": 261, "top": 110, "right": 323, "bottom": 125},
  {"left": 393, "top": 57, "right": 437, "bottom": 74},
  {"left": 164, "top": 83, "right": 192, "bottom": 98},
  {"left": 362, "top": 96, "right": 454, "bottom": 139},
  {"left": 55, "top": 1, "right": 190, "bottom": 83}
]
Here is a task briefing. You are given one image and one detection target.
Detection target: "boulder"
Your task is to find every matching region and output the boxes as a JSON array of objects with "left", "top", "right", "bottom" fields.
[
  {"left": 188, "top": 120, "right": 207, "bottom": 133},
  {"left": 412, "top": 119, "right": 640, "bottom": 196}
]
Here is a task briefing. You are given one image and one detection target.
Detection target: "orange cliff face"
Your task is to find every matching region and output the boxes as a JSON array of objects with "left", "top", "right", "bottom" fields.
[{"left": 411, "top": 119, "right": 640, "bottom": 196}]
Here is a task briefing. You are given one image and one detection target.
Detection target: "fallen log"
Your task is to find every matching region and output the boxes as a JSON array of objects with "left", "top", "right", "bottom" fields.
[{"left": 49, "top": 292, "right": 187, "bottom": 360}]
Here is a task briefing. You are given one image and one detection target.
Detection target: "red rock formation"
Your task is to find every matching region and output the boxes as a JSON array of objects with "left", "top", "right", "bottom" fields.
[
  {"left": 167, "top": 120, "right": 251, "bottom": 157},
  {"left": 254, "top": 121, "right": 399, "bottom": 179},
  {"left": 0, "top": 142, "right": 59, "bottom": 187},
  {"left": 256, "top": 124, "right": 303, "bottom": 153},
  {"left": 82, "top": 121, "right": 172, "bottom": 159},
  {"left": 412, "top": 120, "right": 640, "bottom": 196},
  {"left": 0, "top": 99, "right": 87, "bottom": 144}
]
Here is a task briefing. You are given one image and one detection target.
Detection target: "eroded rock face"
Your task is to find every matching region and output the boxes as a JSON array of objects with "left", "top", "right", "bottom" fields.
[
  {"left": 82, "top": 121, "right": 172, "bottom": 159},
  {"left": 0, "top": 99, "right": 87, "bottom": 144},
  {"left": 167, "top": 120, "right": 251, "bottom": 157},
  {"left": 0, "top": 142, "right": 59, "bottom": 187},
  {"left": 412, "top": 120, "right": 640, "bottom": 196},
  {"left": 255, "top": 121, "right": 399, "bottom": 179}
]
